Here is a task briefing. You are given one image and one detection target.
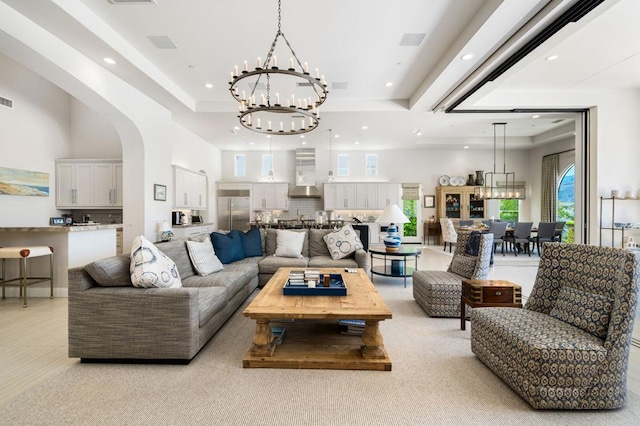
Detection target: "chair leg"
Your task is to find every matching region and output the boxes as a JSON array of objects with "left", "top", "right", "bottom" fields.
[{"left": 443, "top": 242, "right": 447, "bottom": 252}]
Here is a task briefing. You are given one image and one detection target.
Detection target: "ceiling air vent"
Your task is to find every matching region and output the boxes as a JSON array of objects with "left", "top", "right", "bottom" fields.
[
  {"left": 147, "top": 35, "right": 177, "bottom": 49},
  {"left": 109, "top": 0, "right": 157, "bottom": 4},
  {"left": 0, "top": 96, "right": 13, "bottom": 109},
  {"left": 399, "top": 33, "right": 426, "bottom": 47}
]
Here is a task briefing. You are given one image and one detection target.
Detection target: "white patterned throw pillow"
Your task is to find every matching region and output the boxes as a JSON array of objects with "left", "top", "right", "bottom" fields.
[
  {"left": 130, "top": 235, "right": 182, "bottom": 288},
  {"left": 274, "top": 229, "right": 306, "bottom": 258},
  {"left": 186, "top": 238, "right": 224, "bottom": 276},
  {"left": 323, "top": 224, "right": 363, "bottom": 260}
]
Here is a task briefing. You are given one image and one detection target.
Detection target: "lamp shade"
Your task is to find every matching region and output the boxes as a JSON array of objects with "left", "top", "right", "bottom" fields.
[
  {"left": 157, "top": 220, "right": 171, "bottom": 233},
  {"left": 375, "top": 204, "right": 409, "bottom": 224}
]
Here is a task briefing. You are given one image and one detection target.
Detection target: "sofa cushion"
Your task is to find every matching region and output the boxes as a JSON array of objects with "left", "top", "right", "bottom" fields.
[
  {"left": 309, "top": 228, "right": 332, "bottom": 257},
  {"left": 197, "top": 287, "right": 228, "bottom": 327},
  {"left": 323, "top": 224, "right": 363, "bottom": 259},
  {"left": 211, "top": 231, "right": 245, "bottom": 264},
  {"left": 308, "top": 255, "right": 358, "bottom": 269},
  {"left": 186, "top": 238, "right": 224, "bottom": 276},
  {"left": 237, "top": 227, "right": 263, "bottom": 257},
  {"left": 549, "top": 286, "right": 614, "bottom": 339},
  {"left": 130, "top": 235, "right": 182, "bottom": 288},
  {"left": 85, "top": 254, "right": 132, "bottom": 287},
  {"left": 258, "top": 255, "right": 309, "bottom": 274},
  {"left": 155, "top": 238, "right": 196, "bottom": 280},
  {"left": 183, "top": 265, "right": 255, "bottom": 300},
  {"left": 275, "top": 229, "right": 305, "bottom": 258}
]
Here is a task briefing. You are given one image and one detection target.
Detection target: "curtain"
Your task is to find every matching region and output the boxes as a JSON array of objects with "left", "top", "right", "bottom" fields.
[{"left": 541, "top": 154, "right": 560, "bottom": 222}]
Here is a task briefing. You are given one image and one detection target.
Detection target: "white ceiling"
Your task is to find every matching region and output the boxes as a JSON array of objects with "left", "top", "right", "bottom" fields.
[{"left": 2, "top": 0, "right": 638, "bottom": 151}]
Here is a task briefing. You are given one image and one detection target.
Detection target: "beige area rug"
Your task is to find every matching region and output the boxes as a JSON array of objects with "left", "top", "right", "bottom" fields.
[
  {"left": 423, "top": 244, "right": 541, "bottom": 267},
  {"left": 2, "top": 278, "right": 639, "bottom": 426}
]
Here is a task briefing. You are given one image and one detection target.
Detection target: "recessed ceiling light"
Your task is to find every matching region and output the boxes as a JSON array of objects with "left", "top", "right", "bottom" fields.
[
  {"left": 532, "top": 114, "right": 540, "bottom": 118},
  {"left": 354, "top": 141, "right": 359, "bottom": 145},
  {"left": 302, "top": 141, "right": 307, "bottom": 145},
  {"left": 464, "top": 146, "right": 469, "bottom": 149},
  {"left": 384, "top": 82, "right": 393, "bottom": 87},
  {"left": 334, "top": 134, "right": 340, "bottom": 138},
  {"left": 266, "top": 135, "right": 271, "bottom": 139},
  {"left": 205, "top": 83, "right": 213, "bottom": 89},
  {"left": 461, "top": 53, "right": 475, "bottom": 61},
  {"left": 233, "top": 126, "right": 240, "bottom": 130},
  {"left": 546, "top": 55, "right": 558, "bottom": 61},
  {"left": 249, "top": 142, "right": 255, "bottom": 145},
  {"left": 103, "top": 57, "right": 116, "bottom": 65},
  {"left": 362, "top": 125, "right": 368, "bottom": 130},
  {"left": 416, "top": 132, "right": 422, "bottom": 136}
]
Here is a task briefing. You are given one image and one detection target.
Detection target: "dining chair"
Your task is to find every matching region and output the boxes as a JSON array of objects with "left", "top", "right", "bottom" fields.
[
  {"left": 529, "top": 222, "right": 557, "bottom": 255},
  {"left": 488, "top": 221, "right": 508, "bottom": 256},
  {"left": 459, "top": 220, "right": 473, "bottom": 227},
  {"left": 554, "top": 221, "right": 566, "bottom": 242},
  {"left": 440, "top": 218, "right": 458, "bottom": 252},
  {"left": 505, "top": 222, "right": 533, "bottom": 256}
]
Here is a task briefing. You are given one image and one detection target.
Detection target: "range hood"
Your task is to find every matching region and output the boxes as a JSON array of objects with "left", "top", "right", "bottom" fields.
[{"left": 289, "top": 148, "right": 322, "bottom": 198}]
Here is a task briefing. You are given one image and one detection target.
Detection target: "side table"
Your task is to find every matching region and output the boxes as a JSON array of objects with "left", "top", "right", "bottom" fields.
[
  {"left": 423, "top": 221, "right": 441, "bottom": 245},
  {"left": 460, "top": 279, "right": 522, "bottom": 330},
  {"left": 369, "top": 244, "right": 423, "bottom": 288}
]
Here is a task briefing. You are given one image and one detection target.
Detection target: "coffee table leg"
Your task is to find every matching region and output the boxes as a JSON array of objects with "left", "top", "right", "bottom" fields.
[
  {"left": 461, "top": 299, "right": 466, "bottom": 330},
  {"left": 361, "top": 320, "right": 386, "bottom": 359},
  {"left": 249, "top": 318, "right": 276, "bottom": 357}
]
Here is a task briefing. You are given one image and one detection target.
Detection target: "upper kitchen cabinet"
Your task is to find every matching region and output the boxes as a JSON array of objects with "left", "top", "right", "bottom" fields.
[
  {"left": 56, "top": 160, "right": 122, "bottom": 208},
  {"left": 324, "top": 183, "right": 400, "bottom": 210},
  {"left": 356, "top": 183, "right": 377, "bottom": 209},
  {"left": 173, "top": 166, "right": 208, "bottom": 210},
  {"left": 376, "top": 183, "right": 401, "bottom": 209},
  {"left": 251, "top": 182, "right": 289, "bottom": 211},
  {"left": 324, "top": 183, "right": 357, "bottom": 210}
]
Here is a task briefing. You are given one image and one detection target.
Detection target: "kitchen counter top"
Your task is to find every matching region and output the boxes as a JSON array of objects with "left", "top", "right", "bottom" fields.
[
  {"left": 171, "top": 223, "right": 214, "bottom": 228},
  {"left": 0, "top": 224, "right": 123, "bottom": 232}
]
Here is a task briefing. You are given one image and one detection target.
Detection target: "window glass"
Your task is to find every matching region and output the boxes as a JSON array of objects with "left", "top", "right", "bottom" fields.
[
  {"left": 365, "top": 154, "right": 378, "bottom": 176},
  {"left": 499, "top": 199, "right": 519, "bottom": 222},
  {"left": 337, "top": 154, "right": 349, "bottom": 177},
  {"left": 261, "top": 154, "right": 273, "bottom": 177},
  {"left": 557, "top": 164, "right": 575, "bottom": 243},
  {"left": 234, "top": 154, "right": 246, "bottom": 177}
]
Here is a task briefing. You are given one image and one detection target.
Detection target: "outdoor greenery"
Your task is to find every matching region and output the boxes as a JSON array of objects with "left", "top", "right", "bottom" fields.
[
  {"left": 557, "top": 201, "right": 575, "bottom": 243},
  {"left": 403, "top": 200, "right": 418, "bottom": 237},
  {"left": 499, "top": 199, "right": 519, "bottom": 222}
]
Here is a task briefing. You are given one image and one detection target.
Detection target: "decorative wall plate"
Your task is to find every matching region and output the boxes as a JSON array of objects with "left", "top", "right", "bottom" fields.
[{"left": 439, "top": 175, "right": 450, "bottom": 186}]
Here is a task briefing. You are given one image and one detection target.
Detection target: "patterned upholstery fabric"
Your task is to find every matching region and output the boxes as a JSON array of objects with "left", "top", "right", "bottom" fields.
[
  {"left": 413, "top": 232, "right": 493, "bottom": 317},
  {"left": 471, "top": 243, "right": 640, "bottom": 409}
]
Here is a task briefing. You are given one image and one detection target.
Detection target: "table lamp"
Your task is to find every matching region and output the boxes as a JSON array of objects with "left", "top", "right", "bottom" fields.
[
  {"left": 158, "top": 220, "right": 174, "bottom": 242},
  {"left": 375, "top": 204, "right": 410, "bottom": 251}
]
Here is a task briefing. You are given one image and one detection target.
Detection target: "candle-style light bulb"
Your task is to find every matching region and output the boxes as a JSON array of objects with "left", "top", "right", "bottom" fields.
[
  {"left": 243, "top": 60, "right": 248, "bottom": 72},
  {"left": 257, "top": 118, "right": 261, "bottom": 128}
]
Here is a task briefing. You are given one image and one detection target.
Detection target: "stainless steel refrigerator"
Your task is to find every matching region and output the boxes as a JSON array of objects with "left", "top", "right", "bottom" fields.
[{"left": 217, "top": 191, "right": 251, "bottom": 231}]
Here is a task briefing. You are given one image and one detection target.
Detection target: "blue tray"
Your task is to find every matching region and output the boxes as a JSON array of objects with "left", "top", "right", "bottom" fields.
[{"left": 283, "top": 274, "right": 346, "bottom": 296}]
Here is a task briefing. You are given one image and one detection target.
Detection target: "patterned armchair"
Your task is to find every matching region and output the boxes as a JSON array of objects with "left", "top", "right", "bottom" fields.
[
  {"left": 440, "top": 218, "right": 458, "bottom": 252},
  {"left": 413, "top": 231, "right": 493, "bottom": 317},
  {"left": 471, "top": 243, "right": 640, "bottom": 409}
]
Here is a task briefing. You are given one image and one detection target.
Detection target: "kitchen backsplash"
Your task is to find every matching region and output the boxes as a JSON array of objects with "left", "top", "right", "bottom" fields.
[
  {"left": 65, "top": 209, "right": 123, "bottom": 224},
  {"left": 276, "top": 198, "right": 323, "bottom": 220}
]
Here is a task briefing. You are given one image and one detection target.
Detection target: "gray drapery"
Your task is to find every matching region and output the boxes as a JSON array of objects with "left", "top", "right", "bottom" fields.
[{"left": 541, "top": 154, "right": 559, "bottom": 222}]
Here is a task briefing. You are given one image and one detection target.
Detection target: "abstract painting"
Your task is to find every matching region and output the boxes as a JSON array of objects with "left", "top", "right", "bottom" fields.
[{"left": 0, "top": 166, "right": 49, "bottom": 196}]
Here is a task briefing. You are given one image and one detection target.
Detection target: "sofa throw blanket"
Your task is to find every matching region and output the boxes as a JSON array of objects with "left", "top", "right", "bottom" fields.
[{"left": 465, "top": 231, "right": 482, "bottom": 256}]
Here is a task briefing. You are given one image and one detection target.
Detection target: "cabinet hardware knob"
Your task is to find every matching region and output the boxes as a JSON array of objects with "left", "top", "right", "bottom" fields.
[{"left": 495, "top": 291, "right": 502, "bottom": 296}]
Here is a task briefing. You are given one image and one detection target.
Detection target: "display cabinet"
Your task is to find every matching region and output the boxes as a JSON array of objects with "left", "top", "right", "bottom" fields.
[{"left": 436, "top": 186, "right": 486, "bottom": 221}]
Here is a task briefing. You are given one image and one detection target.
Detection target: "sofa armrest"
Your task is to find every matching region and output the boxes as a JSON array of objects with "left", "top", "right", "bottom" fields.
[
  {"left": 68, "top": 268, "right": 201, "bottom": 360},
  {"left": 354, "top": 249, "right": 370, "bottom": 272}
]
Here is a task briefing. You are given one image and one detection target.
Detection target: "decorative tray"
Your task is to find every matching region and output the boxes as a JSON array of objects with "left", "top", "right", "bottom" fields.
[{"left": 283, "top": 273, "right": 346, "bottom": 296}]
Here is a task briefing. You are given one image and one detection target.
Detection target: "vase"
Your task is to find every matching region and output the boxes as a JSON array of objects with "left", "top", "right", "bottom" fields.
[
  {"left": 467, "top": 174, "right": 475, "bottom": 186},
  {"left": 474, "top": 170, "right": 484, "bottom": 186}
]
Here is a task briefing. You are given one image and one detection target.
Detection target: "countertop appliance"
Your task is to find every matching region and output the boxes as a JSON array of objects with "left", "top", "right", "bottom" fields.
[
  {"left": 218, "top": 189, "right": 250, "bottom": 231},
  {"left": 172, "top": 211, "right": 184, "bottom": 226}
]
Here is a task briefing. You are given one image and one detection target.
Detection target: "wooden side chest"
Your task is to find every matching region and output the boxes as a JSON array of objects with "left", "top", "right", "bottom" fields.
[{"left": 460, "top": 279, "right": 523, "bottom": 330}]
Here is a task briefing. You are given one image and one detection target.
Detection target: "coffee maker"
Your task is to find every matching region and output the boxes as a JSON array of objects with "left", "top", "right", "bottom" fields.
[{"left": 172, "top": 211, "right": 184, "bottom": 226}]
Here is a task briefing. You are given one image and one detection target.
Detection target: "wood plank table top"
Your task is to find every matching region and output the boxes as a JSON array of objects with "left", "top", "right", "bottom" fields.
[{"left": 242, "top": 267, "right": 392, "bottom": 371}]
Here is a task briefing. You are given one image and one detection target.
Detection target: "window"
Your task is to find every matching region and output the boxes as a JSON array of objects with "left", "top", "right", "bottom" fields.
[
  {"left": 234, "top": 154, "right": 246, "bottom": 177},
  {"left": 557, "top": 164, "right": 575, "bottom": 243},
  {"left": 499, "top": 199, "right": 519, "bottom": 222},
  {"left": 337, "top": 154, "right": 349, "bottom": 177},
  {"left": 261, "top": 154, "right": 273, "bottom": 177},
  {"left": 365, "top": 154, "right": 378, "bottom": 176}
]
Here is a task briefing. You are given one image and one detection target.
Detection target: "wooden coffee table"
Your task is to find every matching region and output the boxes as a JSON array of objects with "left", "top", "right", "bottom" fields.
[
  {"left": 461, "top": 279, "right": 522, "bottom": 330},
  {"left": 242, "top": 267, "right": 393, "bottom": 370}
]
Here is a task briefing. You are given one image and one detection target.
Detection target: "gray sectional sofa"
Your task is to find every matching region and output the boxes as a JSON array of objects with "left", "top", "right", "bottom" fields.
[{"left": 68, "top": 227, "right": 369, "bottom": 363}]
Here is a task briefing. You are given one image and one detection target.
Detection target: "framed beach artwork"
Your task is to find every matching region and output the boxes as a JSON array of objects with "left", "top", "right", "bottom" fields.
[
  {"left": 424, "top": 195, "right": 435, "bottom": 208},
  {"left": 154, "top": 184, "right": 167, "bottom": 201},
  {"left": 0, "top": 166, "right": 49, "bottom": 196}
]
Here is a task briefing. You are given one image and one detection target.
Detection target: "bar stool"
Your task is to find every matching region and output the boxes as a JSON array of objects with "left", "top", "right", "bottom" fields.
[{"left": 0, "top": 246, "right": 54, "bottom": 308}]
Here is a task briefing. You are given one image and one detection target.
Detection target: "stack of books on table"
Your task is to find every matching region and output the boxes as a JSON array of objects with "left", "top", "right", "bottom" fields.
[
  {"left": 339, "top": 319, "right": 366, "bottom": 335},
  {"left": 288, "top": 270, "right": 306, "bottom": 286},
  {"left": 304, "top": 270, "right": 320, "bottom": 284},
  {"left": 270, "top": 326, "right": 286, "bottom": 344}
]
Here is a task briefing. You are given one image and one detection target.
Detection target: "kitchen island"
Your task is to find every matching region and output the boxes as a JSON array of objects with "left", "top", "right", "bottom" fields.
[{"left": 0, "top": 224, "right": 122, "bottom": 298}]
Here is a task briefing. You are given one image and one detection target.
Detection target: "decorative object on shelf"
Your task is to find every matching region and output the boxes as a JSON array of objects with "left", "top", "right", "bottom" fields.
[
  {"left": 375, "top": 204, "right": 410, "bottom": 251},
  {"left": 327, "top": 128, "right": 334, "bottom": 181},
  {"left": 424, "top": 195, "right": 435, "bottom": 208},
  {"left": 474, "top": 123, "right": 525, "bottom": 200},
  {"left": 467, "top": 174, "right": 475, "bottom": 186},
  {"left": 158, "top": 220, "right": 173, "bottom": 242},
  {"left": 154, "top": 184, "right": 166, "bottom": 201},
  {"left": 228, "top": 0, "right": 328, "bottom": 135},
  {"left": 439, "top": 175, "right": 450, "bottom": 186},
  {"left": 474, "top": 170, "right": 484, "bottom": 186},
  {"left": 611, "top": 189, "right": 621, "bottom": 198}
]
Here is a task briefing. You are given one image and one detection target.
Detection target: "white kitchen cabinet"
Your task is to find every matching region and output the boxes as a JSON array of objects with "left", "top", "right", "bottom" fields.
[
  {"left": 376, "top": 183, "right": 401, "bottom": 209},
  {"left": 324, "top": 183, "right": 357, "bottom": 209},
  {"left": 171, "top": 224, "right": 215, "bottom": 239},
  {"left": 174, "top": 166, "right": 208, "bottom": 209},
  {"left": 356, "top": 183, "right": 377, "bottom": 209},
  {"left": 325, "top": 182, "right": 400, "bottom": 211},
  {"left": 56, "top": 160, "right": 122, "bottom": 208},
  {"left": 251, "top": 183, "right": 289, "bottom": 211}
]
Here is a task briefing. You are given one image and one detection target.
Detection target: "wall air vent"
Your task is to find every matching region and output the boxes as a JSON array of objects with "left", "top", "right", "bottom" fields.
[
  {"left": 109, "top": 0, "right": 157, "bottom": 4},
  {"left": 0, "top": 96, "right": 13, "bottom": 109}
]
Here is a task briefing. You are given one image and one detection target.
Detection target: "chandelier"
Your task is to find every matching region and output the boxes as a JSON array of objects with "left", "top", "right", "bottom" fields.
[
  {"left": 228, "top": 0, "right": 328, "bottom": 135},
  {"left": 474, "top": 123, "right": 526, "bottom": 200}
]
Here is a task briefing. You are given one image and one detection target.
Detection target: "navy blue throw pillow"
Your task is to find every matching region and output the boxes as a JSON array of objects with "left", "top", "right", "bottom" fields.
[
  {"left": 210, "top": 231, "right": 245, "bottom": 264},
  {"left": 237, "top": 228, "right": 263, "bottom": 257}
]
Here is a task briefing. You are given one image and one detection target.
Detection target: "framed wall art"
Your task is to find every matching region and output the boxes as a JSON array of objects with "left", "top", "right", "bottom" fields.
[
  {"left": 424, "top": 195, "right": 435, "bottom": 208},
  {"left": 154, "top": 184, "right": 167, "bottom": 201}
]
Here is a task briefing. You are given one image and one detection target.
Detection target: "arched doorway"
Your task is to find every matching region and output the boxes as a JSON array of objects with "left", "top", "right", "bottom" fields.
[{"left": 557, "top": 164, "right": 575, "bottom": 243}]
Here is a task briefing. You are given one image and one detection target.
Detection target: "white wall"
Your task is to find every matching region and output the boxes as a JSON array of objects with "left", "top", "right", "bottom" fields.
[
  {"left": 0, "top": 53, "right": 71, "bottom": 226},
  {"left": 69, "top": 98, "right": 122, "bottom": 159}
]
